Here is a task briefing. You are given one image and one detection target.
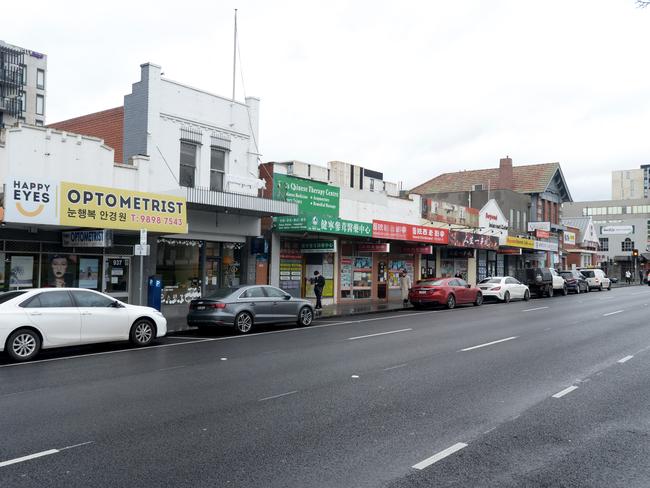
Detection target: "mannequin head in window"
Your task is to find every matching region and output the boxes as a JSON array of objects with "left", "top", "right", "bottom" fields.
[{"left": 49, "top": 255, "right": 73, "bottom": 288}]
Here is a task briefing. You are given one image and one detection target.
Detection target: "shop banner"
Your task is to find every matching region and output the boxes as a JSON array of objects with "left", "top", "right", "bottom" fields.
[
  {"left": 505, "top": 236, "right": 535, "bottom": 249},
  {"left": 601, "top": 225, "right": 633, "bottom": 235},
  {"left": 62, "top": 230, "right": 113, "bottom": 248},
  {"left": 528, "top": 221, "right": 551, "bottom": 232},
  {"left": 564, "top": 231, "right": 576, "bottom": 245},
  {"left": 273, "top": 173, "right": 340, "bottom": 217},
  {"left": 300, "top": 240, "right": 337, "bottom": 253},
  {"left": 60, "top": 182, "right": 187, "bottom": 233},
  {"left": 4, "top": 176, "right": 58, "bottom": 225},
  {"left": 358, "top": 243, "right": 390, "bottom": 253},
  {"left": 423, "top": 199, "right": 479, "bottom": 227},
  {"left": 274, "top": 215, "right": 372, "bottom": 237},
  {"left": 372, "top": 220, "right": 448, "bottom": 244},
  {"left": 534, "top": 240, "right": 559, "bottom": 252},
  {"left": 535, "top": 229, "right": 550, "bottom": 239},
  {"left": 401, "top": 245, "right": 434, "bottom": 254},
  {"left": 449, "top": 230, "right": 499, "bottom": 250}
]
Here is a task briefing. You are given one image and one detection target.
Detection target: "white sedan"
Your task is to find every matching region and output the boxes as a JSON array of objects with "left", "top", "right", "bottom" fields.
[
  {"left": 477, "top": 276, "right": 530, "bottom": 303},
  {"left": 0, "top": 288, "right": 167, "bottom": 362}
]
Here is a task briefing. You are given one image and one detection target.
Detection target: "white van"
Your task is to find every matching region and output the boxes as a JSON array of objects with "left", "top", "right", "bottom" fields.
[{"left": 579, "top": 268, "right": 611, "bottom": 291}]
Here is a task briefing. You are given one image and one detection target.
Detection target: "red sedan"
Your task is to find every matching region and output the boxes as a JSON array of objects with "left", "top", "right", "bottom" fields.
[{"left": 408, "top": 277, "right": 483, "bottom": 309}]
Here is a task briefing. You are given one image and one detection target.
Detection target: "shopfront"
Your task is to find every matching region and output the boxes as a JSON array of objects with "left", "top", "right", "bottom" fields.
[{"left": 277, "top": 238, "right": 336, "bottom": 303}]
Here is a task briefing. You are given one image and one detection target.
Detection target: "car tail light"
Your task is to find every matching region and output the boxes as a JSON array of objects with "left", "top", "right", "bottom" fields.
[
  {"left": 492, "top": 286, "right": 501, "bottom": 291},
  {"left": 209, "top": 302, "right": 226, "bottom": 309}
]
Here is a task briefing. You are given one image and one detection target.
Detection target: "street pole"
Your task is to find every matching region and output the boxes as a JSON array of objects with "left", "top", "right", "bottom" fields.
[{"left": 139, "top": 254, "right": 144, "bottom": 305}]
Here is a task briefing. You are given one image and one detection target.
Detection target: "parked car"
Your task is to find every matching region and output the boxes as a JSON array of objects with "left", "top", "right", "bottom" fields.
[
  {"left": 408, "top": 277, "right": 483, "bottom": 309},
  {"left": 0, "top": 288, "right": 167, "bottom": 362},
  {"left": 559, "top": 270, "right": 589, "bottom": 294},
  {"left": 549, "top": 269, "right": 569, "bottom": 296},
  {"left": 187, "top": 285, "right": 314, "bottom": 334},
  {"left": 477, "top": 276, "right": 530, "bottom": 303},
  {"left": 579, "top": 268, "right": 611, "bottom": 291},
  {"left": 515, "top": 268, "right": 557, "bottom": 297}
]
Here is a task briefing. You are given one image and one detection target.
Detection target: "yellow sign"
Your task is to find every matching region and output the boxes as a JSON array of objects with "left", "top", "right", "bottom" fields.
[
  {"left": 60, "top": 182, "right": 188, "bottom": 233},
  {"left": 505, "top": 236, "right": 535, "bottom": 249}
]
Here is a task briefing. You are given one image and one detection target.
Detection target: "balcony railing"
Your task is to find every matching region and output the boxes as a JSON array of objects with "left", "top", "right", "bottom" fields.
[{"left": 184, "top": 186, "right": 298, "bottom": 217}]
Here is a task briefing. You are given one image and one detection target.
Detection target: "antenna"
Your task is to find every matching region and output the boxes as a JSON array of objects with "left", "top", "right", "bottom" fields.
[{"left": 232, "top": 9, "right": 238, "bottom": 101}]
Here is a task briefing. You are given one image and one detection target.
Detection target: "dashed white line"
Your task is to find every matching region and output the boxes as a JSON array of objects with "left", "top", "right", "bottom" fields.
[
  {"left": 603, "top": 310, "right": 624, "bottom": 317},
  {"left": 618, "top": 355, "right": 634, "bottom": 363},
  {"left": 347, "top": 328, "right": 412, "bottom": 341},
  {"left": 157, "top": 365, "right": 187, "bottom": 372},
  {"left": 258, "top": 390, "right": 298, "bottom": 402},
  {"left": 552, "top": 386, "right": 578, "bottom": 398},
  {"left": 383, "top": 363, "right": 408, "bottom": 371},
  {"left": 460, "top": 336, "right": 518, "bottom": 352},
  {"left": 522, "top": 307, "right": 548, "bottom": 312},
  {"left": 0, "top": 441, "right": 92, "bottom": 468},
  {"left": 412, "top": 443, "right": 468, "bottom": 470}
]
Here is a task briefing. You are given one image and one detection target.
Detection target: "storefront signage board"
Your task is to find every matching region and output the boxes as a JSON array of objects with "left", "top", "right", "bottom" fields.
[
  {"left": 601, "top": 225, "right": 633, "bottom": 235},
  {"left": 401, "top": 245, "right": 434, "bottom": 254},
  {"left": 528, "top": 221, "right": 551, "bottom": 232},
  {"left": 273, "top": 173, "right": 340, "bottom": 217},
  {"left": 62, "top": 230, "right": 113, "bottom": 248},
  {"left": 535, "top": 229, "right": 550, "bottom": 239},
  {"left": 505, "top": 236, "right": 536, "bottom": 249},
  {"left": 534, "top": 240, "right": 559, "bottom": 252},
  {"left": 423, "top": 199, "right": 479, "bottom": 227},
  {"left": 372, "top": 220, "right": 449, "bottom": 244},
  {"left": 274, "top": 216, "right": 372, "bottom": 237},
  {"left": 358, "top": 243, "right": 390, "bottom": 253},
  {"left": 564, "top": 231, "right": 576, "bottom": 245},
  {"left": 300, "top": 240, "right": 337, "bottom": 253},
  {"left": 3, "top": 176, "right": 188, "bottom": 233},
  {"left": 449, "top": 230, "right": 499, "bottom": 250},
  {"left": 478, "top": 199, "right": 509, "bottom": 241}
]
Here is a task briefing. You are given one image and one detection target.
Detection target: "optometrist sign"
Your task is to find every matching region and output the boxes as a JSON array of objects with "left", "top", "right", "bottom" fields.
[
  {"left": 60, "top": 182, "right": 187, "bottom": 233},
  {"left": 4, "top": 177, "right": 58, "bottom": 225}
]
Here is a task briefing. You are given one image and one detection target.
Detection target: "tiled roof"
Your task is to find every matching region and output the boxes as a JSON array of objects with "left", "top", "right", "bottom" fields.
[
  {"left": 48, "top": 107, "right": 124, "bottom": 163},
  {"left": 411, "top": 162, "right": 561, "bottom": 196},
  {"left": 562, "top": 217, "right": 591, "bottom": 237}
]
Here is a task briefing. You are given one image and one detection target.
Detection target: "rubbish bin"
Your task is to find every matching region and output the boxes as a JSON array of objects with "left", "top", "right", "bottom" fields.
[{"left": 147, "top": 275, "right": 162, "bottom": 311}]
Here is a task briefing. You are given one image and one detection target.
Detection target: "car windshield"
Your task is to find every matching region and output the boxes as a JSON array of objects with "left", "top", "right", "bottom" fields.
[
  {"left": 418, "top": 279, "right": 446, "bottom": 286},
  {"left": 479, "top": 278, "right": 502, "bottom": 284},
  {"left": 0, "top": 290, "right": 27, "bottom": 304},
  {"left": 205, "top": 288, "right": 241, "bottom": 299},
  {"left": 581, "top": 271, "right": 595, "bottom": 278}
]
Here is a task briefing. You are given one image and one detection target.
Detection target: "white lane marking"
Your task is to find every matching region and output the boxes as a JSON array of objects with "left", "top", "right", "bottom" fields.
[
  {"left": 0, "top": 441, "right": 92, "bottom": 468},
  {"left": 220, "top": 357, "right": 228, "bottom": 361},
  {"left": 522, "top": 307, "right": 548, "bottom": 312},
  {"left": 168, "top": 336, "right": 207, "bottom": 340},
  {"left": 258, "top": 390, "right": 298, "bottom": 402},
  {"left": 603, "top": 310, "right": 624, "bottom": 317},
  {"left": 158, "top": 365, "right": 186, "bottom": 372},
  {"left": 618, "top": 355, "right": 634, "bottom": 363},
  {"left": 412, "top": 442, "right": 468, "bottom": 470},
  {"left": 351, "top": 375, "right": 360, "bottom": 379},
  {"left": 383, "top": 363, "right": 408, "bottom": 371},
  {"left": 552, "top": 385, "right": 578, "bottom": 398},
  {"left": 0, "top": 311, "right": 443, "bottom": 369},
  {"left": 460, "top": 336, "right": 518, "bottom": 352},
  {"left": 346, "top": 328, "right": 412, "bottom": 341}
]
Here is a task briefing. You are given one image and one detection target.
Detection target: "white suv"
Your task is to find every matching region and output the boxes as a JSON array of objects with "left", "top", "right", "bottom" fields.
[{"left": 579, "top": 268, "right": 611, "bottom": 291}]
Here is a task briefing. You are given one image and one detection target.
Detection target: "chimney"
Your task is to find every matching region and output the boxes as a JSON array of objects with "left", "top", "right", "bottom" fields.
[{"left": 498, "top": 156, "right": 513, "bottom": 190}]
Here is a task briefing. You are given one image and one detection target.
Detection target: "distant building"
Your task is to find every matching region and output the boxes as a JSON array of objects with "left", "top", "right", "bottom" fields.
[
  {"left": 0, "top": 40, "right": 47, "bottom": 128},
  {"left": 612, "top": 165, "right": 650, "bottom": 200}
]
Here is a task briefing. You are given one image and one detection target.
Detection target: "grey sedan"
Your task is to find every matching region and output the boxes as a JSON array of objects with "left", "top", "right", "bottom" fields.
[{"left": 187, "top": 285, "right": 315, "bottom": 334}]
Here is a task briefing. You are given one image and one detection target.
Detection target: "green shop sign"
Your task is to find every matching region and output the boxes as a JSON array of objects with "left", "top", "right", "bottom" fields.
[
  {"left": 300, "top": 240, "right": 337, "bottom": 253},
  {"left": 274, "top": 215, "right": 372, "bottom": 237},
  {"left": 273, "top": 173, "right": 340, "bottom": 217}
]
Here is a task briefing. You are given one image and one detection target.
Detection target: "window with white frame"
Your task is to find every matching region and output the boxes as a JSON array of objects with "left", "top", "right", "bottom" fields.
[
  {"left": 210, "top": 147, "right": 226, "bottom": 192},
  {"left": 36, "top": 94, "right": 44, "bottom": 115},
  {"left": 179, "top": 142, "right": 197, "bottom": 188},
  {"left": 37, "top": 69, "right": 45, "bottom": 89}
]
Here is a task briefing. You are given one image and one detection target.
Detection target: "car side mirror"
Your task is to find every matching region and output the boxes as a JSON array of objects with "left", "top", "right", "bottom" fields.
[
  {"left": 110, "top": 300, "right": 123, "bottom": 308},
  {"left": 283, "top": 294, "right": 292, "bottom": 300}
]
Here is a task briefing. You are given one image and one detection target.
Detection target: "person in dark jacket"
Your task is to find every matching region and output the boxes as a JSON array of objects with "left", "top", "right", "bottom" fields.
[{"left": 311, "top": 271, "right": 326, "bottom": 309}]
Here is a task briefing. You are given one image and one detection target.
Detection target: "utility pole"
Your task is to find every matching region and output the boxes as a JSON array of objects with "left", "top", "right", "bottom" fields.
[{"left": 232, "top": 9, "right": 238, "bottom": 101}]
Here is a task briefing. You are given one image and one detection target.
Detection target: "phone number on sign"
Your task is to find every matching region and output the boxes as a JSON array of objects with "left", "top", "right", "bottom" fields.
[{"left": 130, "top": 214, "right": 184, "bottom": 226}]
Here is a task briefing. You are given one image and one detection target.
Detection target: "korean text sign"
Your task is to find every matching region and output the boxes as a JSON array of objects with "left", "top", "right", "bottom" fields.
[{"left": 60, "top": 182, "right": 188, "bottom": 233}]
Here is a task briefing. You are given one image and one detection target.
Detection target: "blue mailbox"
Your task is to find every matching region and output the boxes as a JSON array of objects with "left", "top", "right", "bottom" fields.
[{"left": 147, "top": 275, "right": 162, "bottom": 311}]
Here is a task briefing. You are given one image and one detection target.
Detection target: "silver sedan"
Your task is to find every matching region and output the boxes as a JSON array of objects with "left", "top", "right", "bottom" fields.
[{"left": 187, "top": 285, "right": 315, "bottom": 334}]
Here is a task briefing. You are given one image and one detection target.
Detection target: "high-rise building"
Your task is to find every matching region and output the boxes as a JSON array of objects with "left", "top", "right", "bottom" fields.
[
  {"left": 612, "top": 165, "right": 650, "bottom": 200},
  {"left": 0, "top": 40, "right": 47, "bottom": 128}
]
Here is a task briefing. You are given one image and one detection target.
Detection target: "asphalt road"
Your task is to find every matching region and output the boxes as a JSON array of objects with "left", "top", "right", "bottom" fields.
[{"left": 1, "top": 286, "right": 650, "bottom": 487}]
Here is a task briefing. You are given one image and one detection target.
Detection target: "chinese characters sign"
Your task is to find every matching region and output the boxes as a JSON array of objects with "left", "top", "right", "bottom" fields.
[
  {"left": 449, "top": 231, "right": 499, "bottom": 250},
  {"left": 273, "top": 173, "right": 340, "bottom": 217},
  {"left": 274, "top": 216, "right": 372, "bottom": 237},
  {"left": 372, "top": 220, "right": 449, "bottom": 244}
]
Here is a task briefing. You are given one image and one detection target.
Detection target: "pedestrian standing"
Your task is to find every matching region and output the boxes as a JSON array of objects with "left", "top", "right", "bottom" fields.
[
  {"left": 310, "top": 270, "right": 325, "bottom": 310},
  {"left": 625, "top": 270, "right": 631, "bottom": 284},
  {"left": 399, "top": 269, "right": 412, "bottom": 307},
  {"left": 639, "top": 269, "right": 644, "bottom": 284}
]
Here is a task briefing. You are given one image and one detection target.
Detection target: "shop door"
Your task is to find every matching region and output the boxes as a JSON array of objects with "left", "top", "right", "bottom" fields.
[
  {"left": 205, "top": 257, "right": 221, "bottom": 296},
  {"left": 103, "top": 257, "right": 130, "bottom": 303}
]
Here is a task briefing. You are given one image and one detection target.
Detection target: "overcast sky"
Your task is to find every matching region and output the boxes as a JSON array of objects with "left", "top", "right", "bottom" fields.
[{"left": 6, "top": 0, "right": 649, "bottom": 201}]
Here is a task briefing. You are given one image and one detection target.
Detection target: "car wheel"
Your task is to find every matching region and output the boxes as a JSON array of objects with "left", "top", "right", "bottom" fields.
[
  {"left": 575, "top": 286, "right": 580, "bottom": 294},
  {"left": 474, "top": 293, "right": 483, "bottom": 306},
  {"left": 130, "top": 319, "right": 156, "bottom": 347},
  {"left": 446, "top": 294, "right": 456, "bottom": 309},
  {"left": 524, "top": 289, "right": 531, "bottom": 301},
  {"left": 562, "top": 285, "right": 568, "bottom": 296},
  {"left": 607, "top": 284, "right": 612, "bottom": 291},
  {"left": 297, "top": 306, "right": 313, "bottom": 327},
  {"left": 548, "top": 286, "right": 554, "bottom": 297},
  {"left": 599, "top": 284, "right": 603, "bottom": 292},
  {"left": 503, "top": 291, "right": 511, "bottom": 303},
  {"left": 6, "top": 328, "right": 41, "bottom": 362},
  {"left": 235, "top": 312, "right": 254, "bottom": 334}
]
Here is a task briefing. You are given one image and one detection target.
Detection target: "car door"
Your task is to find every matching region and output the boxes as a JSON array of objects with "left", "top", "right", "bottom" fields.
[
  {"left": 263, "top": 286, "right": 297, "bottom": 321},
  {"left": 239, "top": 287, "right": 273, "bottom": 323},
  {"left": 70, "top": 290, "right": 131, "bottom": 344},
  {"left": 21, "top": 291, "right": 81, "bottom": 347},
  {"left": 454, "top": 279, "right": 470, "bottom": 303},
  {"left": 508, "top": 277, "right": 524, "bottom": 298}
]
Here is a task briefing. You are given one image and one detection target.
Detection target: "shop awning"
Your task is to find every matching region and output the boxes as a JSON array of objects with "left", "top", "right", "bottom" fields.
[
  {"left": 565, "top": 249, "right": 599, "bottom": 254},
  {"left": 184, "top": 187, "right": 298, "bottom": 217}
]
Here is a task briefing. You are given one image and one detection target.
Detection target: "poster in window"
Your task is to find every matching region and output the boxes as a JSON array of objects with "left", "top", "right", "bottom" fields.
[
  {"left": 46, "top": 255, "right": 78, "bottom": 288},
  {"left": 10, "top": 256, "right": 34, "bottom": 288},
  {"left": 79, "top": 258, "right": 99, "bottom": 289},
  {"left": 341, "top": 258, "right": 353, "bottom": 290},
  {"left": 353, "top": 256, "right": 372, "bottom": 270}
]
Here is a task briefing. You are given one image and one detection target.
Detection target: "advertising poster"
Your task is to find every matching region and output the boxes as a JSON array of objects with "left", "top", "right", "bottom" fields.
[
  {"left": 79, "top": 258, "right": 99, "bottom": 289},
  {"left": 341, "top": 258, "right": 353, "bottom": 290},
  {"left": 46, "top": 255, "right": 78, "bottom": 287},
  {"left": 10, "top": 256, "right": 34, "bottom": 288}
]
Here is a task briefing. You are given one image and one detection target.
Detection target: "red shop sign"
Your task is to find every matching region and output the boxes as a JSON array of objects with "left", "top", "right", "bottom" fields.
[
  {"left": 535, "top": 229, "right": 550, "bottom": 239},
  {"left": 401, "top": 245, "right": 434, "bottom": 254},
  {"left": 372, "top": 220, "right": 448, "bottom": 244},
  {"left": 357, "top": 243, "right": 391, "bottom": 253}
]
